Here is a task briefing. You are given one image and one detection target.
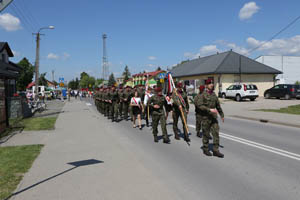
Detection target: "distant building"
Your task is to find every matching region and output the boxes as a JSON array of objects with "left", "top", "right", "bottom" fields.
[
  {"left": 116, "top": 77, "right": 124, "bottom": 85},
  {"left": 129, "top": 70, "right": 166, "bottom": 87},
  {"left": 255, "top": 55, "right": 300, "bottom": 84},
  {"left": 171, "top": 50, "right": 281, "bottom": 96}
]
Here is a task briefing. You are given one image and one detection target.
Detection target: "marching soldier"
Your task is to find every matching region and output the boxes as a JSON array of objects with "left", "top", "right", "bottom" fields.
[
  {"left": 194, "top": 85, "right": 206, "bottom": 138},
  {"left": 194, "top": 79, "right": 224, "bottom": 158},
  {"left": 109, "top": 85, "right": 119, "bottom": 122},
  {"left": 148, "top": 87, "right": 170, "bottom": 143},
  {"left": 104, "top": 87, "right": 110, "bottom": 117},
  {"left": 171, "top": 82, "right": 190, "bottom": 142},
  {"left": 122, "top": 86, "right": 132, "bottom": 121},
  {"left": 118, "top": 86, "right": 124, "bottom": 119}
]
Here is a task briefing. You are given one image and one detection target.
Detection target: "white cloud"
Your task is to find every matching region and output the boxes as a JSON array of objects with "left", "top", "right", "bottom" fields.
[
  {"left": 148, "top": 56, "right": 157, "bottom": 60},
  {"left": 246, "top": 35, "right": 300, "bottom": 56},
  {"left": 147, "top": 64, "right": 155, "bottom": 68},
  {"left": 184, "top": 45, "right": 220, "bottom": 59},
  {"left": 184, "top": 35, "right": 300, "bottom": 60},
  {"left": 47, "top": 53, "right": 59, "bottom": 60},
  {"left": 239, "top": 2, "right": 260, "bottom": 20},
  {"left": 12, "top": 50, "right": 21, "bottom": 57},
  {"left": 0, "top": 13, "right": 22, "bottom": 31}
]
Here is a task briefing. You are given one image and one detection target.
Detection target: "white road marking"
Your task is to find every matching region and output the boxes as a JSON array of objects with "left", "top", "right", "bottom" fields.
[
  {"left": 188, "top": 124, "right": 300, "bottom": 161},
  {"left": 86, "top": 103, "right": 92, "bottom": 106}
]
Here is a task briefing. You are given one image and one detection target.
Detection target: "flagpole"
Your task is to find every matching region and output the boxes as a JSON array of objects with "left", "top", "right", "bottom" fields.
[{"left": 169, "top": 73, "right": 190, "bottom": 141}]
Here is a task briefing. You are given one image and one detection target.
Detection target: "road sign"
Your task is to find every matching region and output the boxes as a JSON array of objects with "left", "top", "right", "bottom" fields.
[
  {"left": 0, "top": 0, "right": 13, "bottom": 12},
  {"left": 59, "top": 82, "right": 64, "bottom": 87}
]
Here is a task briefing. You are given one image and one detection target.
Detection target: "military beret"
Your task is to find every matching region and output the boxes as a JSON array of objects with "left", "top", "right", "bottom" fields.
[
  {"left": 205, "top": 79, "right": 214, "bottom": 85},
  {"left": 176, "top": 82, "right": 183, "bottom": 88},
  {"left": 199, "top": 85, "right": 205, "bottom": 92}
]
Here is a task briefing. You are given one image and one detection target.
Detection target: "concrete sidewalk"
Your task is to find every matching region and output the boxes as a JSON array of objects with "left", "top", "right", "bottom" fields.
[{"left": 9, "top": 100, "right": 179, "bottom": 200}]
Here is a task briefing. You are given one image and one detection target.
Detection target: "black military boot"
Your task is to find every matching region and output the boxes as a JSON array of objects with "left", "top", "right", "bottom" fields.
[
  {"left": 163, "top": 137, "right": 170, "bottom": 144},
  {"left": 203, "top": 150, "right": 212, "bottom": 156},
  {"left": 197, "top": 132, "right": 202, "bottom": 138},
  {"left": 154, "top": 135, "right": 158, "bottom": 143},
  {"left": 213, "top": 151, "right": 224, "bottom": 158},
  {"left": 174, "top": 132, "right": 180, "bottom": 140},
  {"left": 184, "top": 134, "right": 191, "bottom": 142}
]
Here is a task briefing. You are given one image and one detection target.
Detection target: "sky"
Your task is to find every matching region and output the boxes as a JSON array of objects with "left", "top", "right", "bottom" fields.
[{"left": 1, "top": 0, "right": 300, "bottom": 82}]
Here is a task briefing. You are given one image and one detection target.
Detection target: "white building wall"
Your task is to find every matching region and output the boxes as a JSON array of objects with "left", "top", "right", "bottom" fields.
[{"left": 256, "top": 55, "right": 300, "bottom": 84}]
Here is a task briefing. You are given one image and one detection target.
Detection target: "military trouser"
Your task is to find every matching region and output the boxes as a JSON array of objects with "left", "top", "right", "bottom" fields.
[
  {"left": 195, "top": 113, "right": 203, "bottom": 133},
  {"left": 144, "top": 105, "right": 152, "bottom": 126},
  {"left": 123, "top": 102, "right": 129, "bottom": 120},
  {"left": 112, "top": 102, "right": 119, "bottom": 120},
  {"left": 118, "top": 102, "right": 123, "bottom": 118},
  {"left": 152, "top": 113, "right": 168, "bottom": 140},
  {"left": 105, "top": 102, "right": 110, "bottom": 117},
  {"left": 202, "top": 118, "right": 220, "bottom": 151},
  {"left": 172, "top": 108, "right": 188, "bottom": 137},
  {"left": 100, "top": 101, "right": 103, "bottom": 114}
]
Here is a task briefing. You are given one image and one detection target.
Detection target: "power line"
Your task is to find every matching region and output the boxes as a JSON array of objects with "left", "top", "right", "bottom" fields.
[
  {"left": 10, "top": 2, "right": 35, "bottom": 33},
  {"left": 9, "top": 4, "right": 32, "bottom": 34},
  {"left": 18, "top": 0, "right": 41, "bottom": 30},
  {"left": 247, "top": 15, "right": 300, "bottom": 54}
]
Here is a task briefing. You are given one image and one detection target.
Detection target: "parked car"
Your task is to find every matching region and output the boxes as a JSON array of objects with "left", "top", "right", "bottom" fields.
[
  {"left": 264, "top": 84, "right": 300, "bottom": 100},
  {"left": 221, "top": 83, "right": 259, "bottom": 102}
]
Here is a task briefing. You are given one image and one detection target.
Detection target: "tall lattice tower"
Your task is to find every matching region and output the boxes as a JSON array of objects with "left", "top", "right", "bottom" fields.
[{"left": 102, "top": 34, "right": 108, "bottom": 80}]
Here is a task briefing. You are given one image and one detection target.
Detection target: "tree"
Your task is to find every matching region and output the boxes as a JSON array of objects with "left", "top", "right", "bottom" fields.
[
  {"left": 75, "top": 77, "right": 80, "bottom": 89},
  {"left": 80, "top": 75, "right": 89, "bottom": 88},
  {"left": 122, "top": 65, "right": 131, "bottom": 83},
  {"left": 80, "top": 72, "right": 89, "bottom": 80},
  {"left": 16, "top": 57, "right": 34, "bottom": 91},
  {"left": 39, "top": 72, "right": 48, "bottom": 86},
  {"left": 68, "top": 79, "right": 78, "bottom": 89},
  {"left": 156, "top": 66, "right": 162, "bottom": 71},
  {"left": 295, "top": 81, "right": 300, "bottom": 85},
  {"left": 96, "top": 78, "right": 104, "bottom": 86},
  {"left": 108, "top": 73, "right": 116, "bottom": 86}
]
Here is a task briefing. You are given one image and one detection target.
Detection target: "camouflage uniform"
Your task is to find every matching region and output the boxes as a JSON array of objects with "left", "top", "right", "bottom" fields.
[
  {"left": 122, "top": 88, "right": 131, "bottom": 120},
  {"left": 118, "top": 89, "right": 123, "bottom": 119},
  {"left": 194, "top": 90, "right": 224, "bottom": 153},
  {"left": 109, "top": 88, "right": 119, "bottom": 121},
  {"left": 148, "top": 93, "right": 170, "bottom": 143},
  {"left": 171, "top": 90, "right": 190, "bottom": 141}
]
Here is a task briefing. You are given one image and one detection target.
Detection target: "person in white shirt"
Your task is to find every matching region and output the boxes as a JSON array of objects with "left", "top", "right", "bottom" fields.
[
  {"left": 165, "top": 93, "right": 173, "bottom": 121},
  {"left": 130, "top": 91, "right": 143, "bottom": 129},
  {"left": 143, "top": 87, "right": 154, "bottom": 127}
]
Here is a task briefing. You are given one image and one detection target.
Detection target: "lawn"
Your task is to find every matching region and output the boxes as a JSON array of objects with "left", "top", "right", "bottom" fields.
[
  {"left": 256, "top": 104, "right": 300, "bottom": 115},
  {"left": 0, "top": 145, "right": 44, "bottom": 200},
  {"left": 21, "top": 117, "right": 57, "bottom": 131}
]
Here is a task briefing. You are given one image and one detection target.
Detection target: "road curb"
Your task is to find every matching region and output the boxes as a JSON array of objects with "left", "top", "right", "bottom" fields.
[{"left": 229, "top": 115, "right": 300, "bottom": 129}]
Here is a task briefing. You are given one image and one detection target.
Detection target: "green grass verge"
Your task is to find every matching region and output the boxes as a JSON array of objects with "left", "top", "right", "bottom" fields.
[
  {"left": 0, "top": 145, "right": 44, "bottom": 200},
  {"left": 21, "top": 117, "right": 57, "bottom": 131},
  {"left": 256, "top": 104, "right": 300, "bottom": 115}
]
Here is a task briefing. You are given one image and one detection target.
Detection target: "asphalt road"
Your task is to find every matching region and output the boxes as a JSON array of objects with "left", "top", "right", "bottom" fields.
[{"left": 84, "top": 98, "right": 300, "bottom": 200}]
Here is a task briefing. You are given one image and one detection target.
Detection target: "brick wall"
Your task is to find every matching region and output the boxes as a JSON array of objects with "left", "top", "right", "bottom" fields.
[{"left": 0, "top": 79, "right": 6, "bottom": 133}]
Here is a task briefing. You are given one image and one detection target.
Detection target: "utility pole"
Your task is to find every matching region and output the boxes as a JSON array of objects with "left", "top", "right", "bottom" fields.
[
  {"left": 33, "top": 26, "right": 54, "bottom": 99},
  {"left": 34, "top": 32, "right": 41, "bottom": 99}
]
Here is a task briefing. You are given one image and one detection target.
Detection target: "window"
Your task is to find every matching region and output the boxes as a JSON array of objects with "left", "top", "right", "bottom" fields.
[
  {"left": 273, "top": 86, "right": 280, "bottom": 89},
  {"left": 227, "top": 85, "right": 234, "bottom": 90}
]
